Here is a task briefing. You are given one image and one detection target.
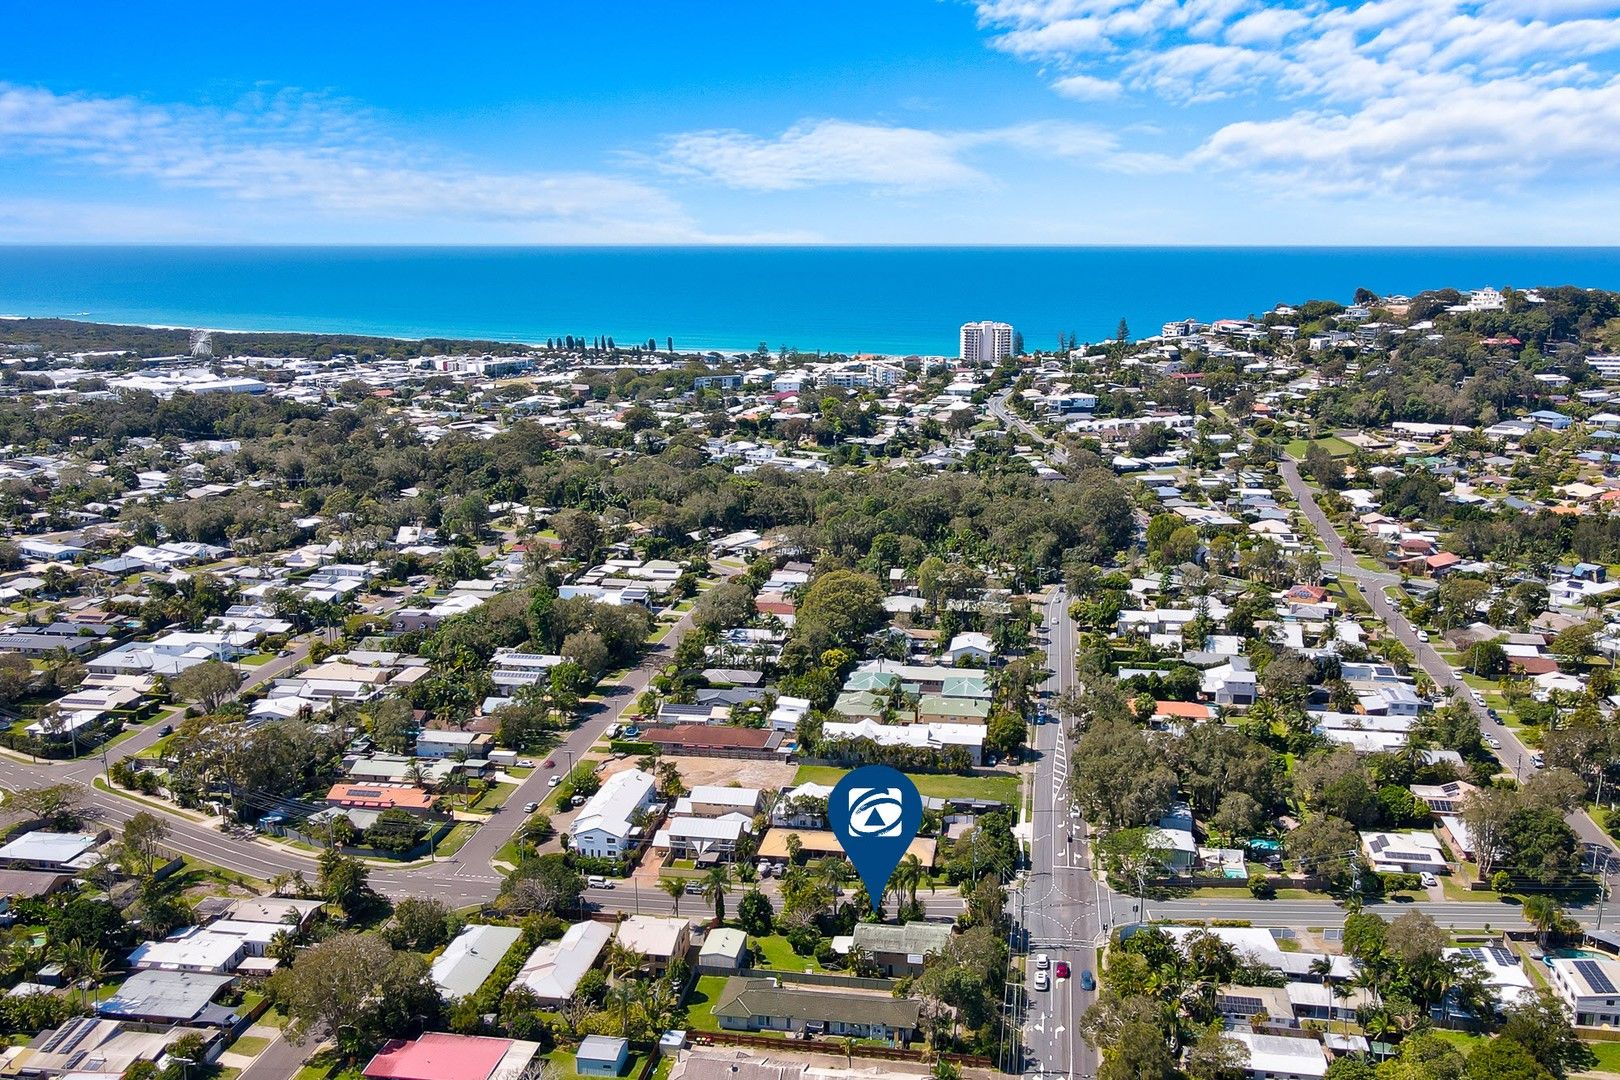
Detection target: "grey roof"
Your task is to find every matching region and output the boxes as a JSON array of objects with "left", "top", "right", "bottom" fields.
[
  {"left": 714, "top": 977, "right": 921, "bottom": 1029},
  {"left": 97, "top": 969, "right": 234, "bottom": 1022},
  {"left": 851, "top": 921, "right": 953, "bottom": 957},
  {"left": 431, "top": 924, "right": 524, "bottom": 1001},
  {"left": 576, "top": 1036, "right": 628, "bottom": 1065}
]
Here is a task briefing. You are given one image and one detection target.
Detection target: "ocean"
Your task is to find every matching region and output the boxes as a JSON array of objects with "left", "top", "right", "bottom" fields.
[{"left": 2, "top": 245, "right": 1619, "bottom": 357}]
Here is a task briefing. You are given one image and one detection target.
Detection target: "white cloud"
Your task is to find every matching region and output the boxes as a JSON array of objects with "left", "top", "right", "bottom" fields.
[
  {"left": 972, "top": 0, "right": 1620, "bottom": 192},
  {"left": 1052, "top": 72, "right": 1125, "bottom": 98},
  {"left": 0, "top": 82, "right": 717, "bottom": 242},
  {"left": 1224, "top": 7, "right": 1312, "bottom": 43},
  {"left": 658, "top": 118, "right": 1116, "bottom": 191}
]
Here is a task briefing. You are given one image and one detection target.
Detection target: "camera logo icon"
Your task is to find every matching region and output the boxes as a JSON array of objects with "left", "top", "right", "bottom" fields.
[{"left": 847, "top": 788, "right": 905, "bottom": 837}]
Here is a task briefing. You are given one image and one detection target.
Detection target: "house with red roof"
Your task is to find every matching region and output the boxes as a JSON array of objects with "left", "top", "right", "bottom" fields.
[{"left": 364, "top": 1033, "right": 541, "bottom": 1080}]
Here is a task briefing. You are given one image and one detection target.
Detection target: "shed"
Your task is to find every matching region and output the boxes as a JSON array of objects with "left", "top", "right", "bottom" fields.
[{"left": 575, "top": 1035, "right": 629, "bottom": 1077}]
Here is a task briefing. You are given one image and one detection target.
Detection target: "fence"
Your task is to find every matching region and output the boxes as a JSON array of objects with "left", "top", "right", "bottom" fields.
[
  {"left": 689, "top": 1030, "right": 992, "bottom": 1069},
  {"left": 692, "top": 964, "right": 895, "bottom": 991}
]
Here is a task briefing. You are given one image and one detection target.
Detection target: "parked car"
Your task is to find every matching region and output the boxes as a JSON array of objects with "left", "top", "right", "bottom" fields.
[
  {"left": 587, "top": 876, "right": 614, "bottom": 889},
  {"left": 685, "top": 881, "right": 704, "bottom": 894},
  {"left": 756, "top": 861, "right": 773, "bottom": 878},
  {"left": 1054, "top": 961, "right": 1070, "bottom": 979},
  {"left": 1080, "top": 970, "right": 1096, "bottom": 991},
  {"left": 1033, "top": 970, "right": 1050, "bottom": 991},
  {"left": 1420, "top": 872, "right": 1438, "bottom": 887},
  {"left": 523, "top": 801, "right": 539, "bottom": 813},
  {"left": 571, "top": 794, "right": 586, "bottom": 806},
  {"left": 1486, "top": 736, "right": 1501, "bottom": 750},
  {"left": 516, "top": 758, "right": 536, "bottom": 768}
]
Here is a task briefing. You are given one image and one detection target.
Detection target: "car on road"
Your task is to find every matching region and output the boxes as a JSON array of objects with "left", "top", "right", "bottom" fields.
[
  {"left": 1054, "top": 961, "right": 1070, "bottom": 979},
  {"left": 1080, "top": 970, "right": 1096, "bottom": 991},
  {"left": 587, "top": 876, "right": 614, "bottom": 889},
  {"left": 1486, "top": 736, "right": 1501, "bottom": 749},
  {"left": 685, "top": 881, "right": 704, "bottom": 894},
  {"left": 523, "top": 801, "right": 539, "bottom": 813},
  {"left": 543, "top": 758, "right": 556, "bottom": 767},
  {"left": 158, "top": 723, "right": 174, "bottom": 736},
  {"left": 1033, "top": 970, "right": 1049, "bottom": 991},
  {"left": 1034, "top": 954, "right": 1050, "bottom": 971},
  {"left": 1417, "top": 630, "right": 1430, "bottom": 642},
  {"left": 547, "top": 776, "right": 561, "bottom": 788}
]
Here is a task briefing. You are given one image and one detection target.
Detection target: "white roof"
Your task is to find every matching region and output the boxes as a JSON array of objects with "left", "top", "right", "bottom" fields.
[
  {"left": 0, "top": 831, "right": 100, "bottom": 866},
  {"left": 573, "top": 769, "right": 655, "bottom": 841},
  {"left": 511, "top": 920, "right": 612, "bottom": 1002},
  {"left": 1229, "top": 1031, "right": 1328, "bottom": 1078},
  {"left": 433, "top": 924, "right": 524, "bottom": 1001},
  {"left": 615, "top": 915, "right": 688, "bottom": 959}
]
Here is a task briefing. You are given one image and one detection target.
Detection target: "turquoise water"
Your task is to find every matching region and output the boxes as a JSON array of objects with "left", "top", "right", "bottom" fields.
[{"left": 2, "top": 246, "right": 1619, "bottom": 356}]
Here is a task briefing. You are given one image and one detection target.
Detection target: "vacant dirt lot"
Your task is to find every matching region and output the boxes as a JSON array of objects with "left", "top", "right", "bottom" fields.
[{"left": 597, "top": 753, "right": 796, "bottom": 792}]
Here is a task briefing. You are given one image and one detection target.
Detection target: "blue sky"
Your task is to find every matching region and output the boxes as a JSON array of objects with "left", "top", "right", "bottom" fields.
[{"left": 4, "top": 0, "right": 1620, "bottom": 244}]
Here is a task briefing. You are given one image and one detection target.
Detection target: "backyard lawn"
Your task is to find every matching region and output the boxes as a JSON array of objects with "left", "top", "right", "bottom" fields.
[
  {"left": 791, "top": 764, "right": 1019, "bottom": 807},
  {"left": 1284, "top": 435, "right": 1356, "bottom": 460},
  {"left": 684, "top": 974, "right": 731, "bottom": 1031},
  {"left": 750, "top": 933, "right": 827, "bottom": 972}
]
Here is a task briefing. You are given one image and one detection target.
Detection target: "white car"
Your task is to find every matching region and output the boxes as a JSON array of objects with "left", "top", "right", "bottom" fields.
[
  {"left": 1033, "top": 970, "right": 1050, "bottom": 991},
  {"left": 1034, "top": 953, "right": 1050, "bottom": 971},
  {"left": 547, "top": 775, "right": 561, "bottom": 788},
  {"left": 587, "top": 876, "right": 614, "bottom": 889},
  {"left": 1416, "top": 630, "right": 1430, "bottom": 642},
  {"left": 1486, "top": 736, "right": 1501, "bottom": 749},
  {"left": 516, "top": 758, "right": 536, "bottom": 768},
  {"left": 1420, "top": 872, "right": 1438, "bottom": 888}
]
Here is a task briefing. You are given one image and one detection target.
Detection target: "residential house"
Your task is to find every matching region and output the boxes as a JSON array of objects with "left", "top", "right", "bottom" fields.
[
  {"left": 849, "top": 921, "right": 953, "bottom": 977},
  {"left": 570, "top": 769, "right": 657, "bottom": 860},
  {"left": 712, "top": 977, "right": 921, "bottom": 1042},
  {"left": 614, "top": 915, "right": 691, "bottom": 977}
]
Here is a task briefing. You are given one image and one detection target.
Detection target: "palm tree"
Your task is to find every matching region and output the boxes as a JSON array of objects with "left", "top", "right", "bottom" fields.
[
  {"left": 659, "top": 876, "right": 685, "bottom": 916},
  {"left": 1308, "top": 956, "right": 1338, "bottom": 1033},
  {"left": 897, "top": 853, "right": 924, "bottom": 910},
  {"left": 268, "top": 928, "right": 299, "bottom": 965},
  {"left": 76, "top": 946, "right": 111, "bottom": 1006},
  {"left": 784, "top": 832, "right": 803, "bottom": 864},
  {"left": 1523, "top": 895, "right": 1565, "bottom": 949},
  {"left": 702, "top": 866, "right": 729, "bottom": 923}
]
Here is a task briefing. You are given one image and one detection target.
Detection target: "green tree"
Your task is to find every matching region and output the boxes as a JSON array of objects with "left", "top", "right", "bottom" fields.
[
  {"left": 169, "top": 660, "right": 241, "bottom": 713},
  {"left": 118, "top": 811, "right": 171, "bottom": 879},
  {"left": 737, "top": 889, "right": 774, "bottom": 936}
]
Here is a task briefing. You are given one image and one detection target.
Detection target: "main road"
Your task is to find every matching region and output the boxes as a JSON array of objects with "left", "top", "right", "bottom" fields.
[{"left": 1017, "top": 585, "right": 1101, "bottom": 1080}]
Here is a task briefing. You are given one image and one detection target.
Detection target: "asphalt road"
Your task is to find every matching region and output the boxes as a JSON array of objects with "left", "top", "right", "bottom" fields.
[
  {"left": 1277, "top": 457, "right": 1617, "bottom": 862},
  {"left": 1018, "top": 586, "right": 1099, "bottom": 1080},
  {"left": 989, "top": 391, "right": 1069, "bottom": 466}
]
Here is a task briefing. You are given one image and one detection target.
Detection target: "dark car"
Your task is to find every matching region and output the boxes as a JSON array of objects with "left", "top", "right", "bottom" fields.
[
  {"left": 1079, "top": 970, "right": 1096, "bottom": 991},
  {"left": 158, "top": 724, "right": 174, "bottom": 736}
]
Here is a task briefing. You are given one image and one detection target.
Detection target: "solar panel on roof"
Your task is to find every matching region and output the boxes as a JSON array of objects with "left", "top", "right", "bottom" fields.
[{"left": 1576, "top": 959, "right": 1617, "bottom": 994}]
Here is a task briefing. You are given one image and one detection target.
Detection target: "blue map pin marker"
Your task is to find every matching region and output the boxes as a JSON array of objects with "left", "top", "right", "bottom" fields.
[{"left": 828, "top": 765, "right": 924, "bottom": 914}]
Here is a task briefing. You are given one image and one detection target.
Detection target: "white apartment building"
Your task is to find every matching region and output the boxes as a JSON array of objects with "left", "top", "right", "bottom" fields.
[{"left": 959, "top": 321, "right": 1014, "bottom": 363}]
